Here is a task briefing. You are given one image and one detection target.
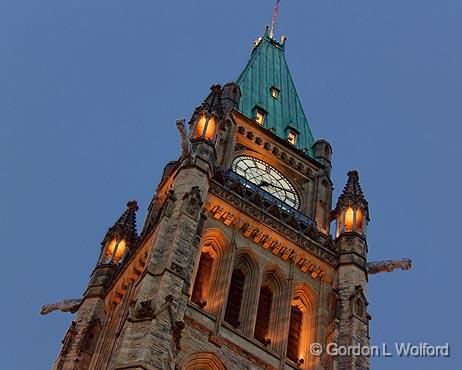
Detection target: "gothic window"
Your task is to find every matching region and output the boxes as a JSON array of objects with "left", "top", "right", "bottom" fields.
[
  {"left": 356, "top": 208, "right": 363, "bottom": 231},
  {"left": 183, "top": 352, "right": 227, "bottom": 370},
  {"left": 345, "top": 207, "right": 354, "bottom": 232},
  {"left": 190, "top": 232, "right": 230, "bottom": 317},
  {"left": 224, "top": 268, "right": 246, "bottom": 328},
  {"left": 286, "top": 285, "right": 315, "bottom": 365},
  {"left": 191, "top": 251, "right": 214, "bottom": 308},
  {"left": 287, "top": 305, "right": 303, "bottom": 363},
  {"left": 103, "top": 239, "right": 127, "bottom": 264},
  {"left": 254, "top": 267, "right": 287, "bottom": 352},
  {"left": 195, "top": 114, "right": 216, "bottom": 141},
  {"left": 254, "top": 285, "right": 273, "bottom": 344}
]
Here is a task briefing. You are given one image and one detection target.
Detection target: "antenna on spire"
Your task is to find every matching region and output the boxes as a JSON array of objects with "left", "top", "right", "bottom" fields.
[{"left": 270, "top": 0, "right": 281, "bottom": 39}]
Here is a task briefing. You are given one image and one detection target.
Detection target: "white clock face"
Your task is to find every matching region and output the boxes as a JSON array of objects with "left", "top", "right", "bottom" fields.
[{"left": 232, "top": 156, "right": 300, "bottom": 209}]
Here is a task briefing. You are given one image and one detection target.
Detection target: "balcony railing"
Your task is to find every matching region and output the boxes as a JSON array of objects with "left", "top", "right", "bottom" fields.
[{"left": 217, "top": 170, "right": 317, "bottom": 230}]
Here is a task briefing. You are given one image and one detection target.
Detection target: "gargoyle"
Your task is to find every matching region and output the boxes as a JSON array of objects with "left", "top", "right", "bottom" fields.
[
  {"left": 40, "top": 298, "right": 83, "bottom": 315},
  {"left": 176, "top": 119, "right": 193, "bottom": 161},
  {"left": 367, "top": 258, "right": 412, "bottom": 275}
]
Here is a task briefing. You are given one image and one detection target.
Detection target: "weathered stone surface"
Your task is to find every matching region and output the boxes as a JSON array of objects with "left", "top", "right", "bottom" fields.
[{"left": 48, "top": 44, "right": 410, "bottom": 370}]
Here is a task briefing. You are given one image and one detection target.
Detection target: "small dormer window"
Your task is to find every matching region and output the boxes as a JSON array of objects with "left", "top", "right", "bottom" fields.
[
  {"left": 255, "top": 110, "right": 265, "bottom": 125},
  {"left": 287, "top": 130, "right": 297, "bottom": 145},
  {"left": 270, "top": 87, "right": 280, "bottom": 99}
]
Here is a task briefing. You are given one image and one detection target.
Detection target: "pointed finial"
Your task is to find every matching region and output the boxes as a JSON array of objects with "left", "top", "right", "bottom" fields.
[
  {"left": 270, "top": 0, "right": 281, "bottom": 39},
  {"left": 335, "top": 170, "right": 369, "bottom": 218},
  {"left": 127, "top": 200, "right": 139, "bottom": 211},
  {"left": 103, "top": 200, "right": 139, "bottom": 246},
  {"left": 347, "top": 170, "right": 359, "bottom": 179}
]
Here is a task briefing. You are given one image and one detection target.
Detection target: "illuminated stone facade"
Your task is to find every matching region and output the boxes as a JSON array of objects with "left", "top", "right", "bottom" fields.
[{"left": 48, "top": 30, "right": 392, "bottom": 370}]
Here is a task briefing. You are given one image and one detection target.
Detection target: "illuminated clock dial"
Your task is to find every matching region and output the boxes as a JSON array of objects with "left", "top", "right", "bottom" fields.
[{"left": 232, "top": 156, "right": 300, "bottom": 209}]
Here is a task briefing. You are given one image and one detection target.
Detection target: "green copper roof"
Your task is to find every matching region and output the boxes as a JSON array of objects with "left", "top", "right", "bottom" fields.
[{"left": 236, "top": 28, "right": 315, "bottom": 154}]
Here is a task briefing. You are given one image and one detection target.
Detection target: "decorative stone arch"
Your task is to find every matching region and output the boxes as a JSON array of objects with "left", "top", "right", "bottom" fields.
[
  {"left": 191, "top": 228, "right": 230, "bottom": 316},
  {"left": 182, "top": 352, "right": 227, "bottom": 370},
  {"left": 224, "top": 248, "right": 261, "bottom": 336},
  {"left": 256, "top": 264, "right": 288, "bottom": 352},
  {"left": 288, "top": 282, "right": 317, "bottom": 368}
]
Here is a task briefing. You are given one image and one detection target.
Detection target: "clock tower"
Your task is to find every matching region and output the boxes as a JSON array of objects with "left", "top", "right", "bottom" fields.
[{"left": 44, "top": 25, "right": 411, "bottom": 370}]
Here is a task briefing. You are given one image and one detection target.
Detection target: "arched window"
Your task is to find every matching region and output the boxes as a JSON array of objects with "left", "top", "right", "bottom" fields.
[
  {"left": 287, "top": 305, "right": 303, "bottom": 363},
  {"left": 102, "top": 239, "right": 127, "bottom": 264},
  {"left": 224, "top": 268, "right": 245, "bottom": 328},
  {"left": 191, "top": 251, "right": 214, "bottom": 308},
  {"left": 345, "top": 207, "right": 354, "bottom": 232},
  {"left": 356, "top": 208, "right": 363, "bottom": 231},
  {"left": 254, "top": 285, "right": 273, "bottom": 344},
  {"left": 223, "top": 250, "right": 260, "bottom": 335},
  {"left": 286, "top": 283, "right": 316, "bottom": 366},
  {"left": 182, "top": 352, "right": 227, "bottom": 370},
  {"left": 195, "top": 114, "right": 216, "bottom": 141},
  {"left": 254, "top": 266, "right": 287, "bottom": 351},
  {"left": 337, "top": 206, "right": 366, "bottom": 236},
  {"left": 191, "top": 230, "right": 231, "bottom": 317}
]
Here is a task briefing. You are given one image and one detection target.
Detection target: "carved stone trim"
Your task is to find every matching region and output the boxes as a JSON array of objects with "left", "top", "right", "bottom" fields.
[
  {"left": 206, "top": 201, "right": 332, "bottom": 279},
  {"left": 235, "top": 123, "right": 318, "bottom": 178},
  {"left": 208, "top": 182, "right": 337, "bottom": 267}
]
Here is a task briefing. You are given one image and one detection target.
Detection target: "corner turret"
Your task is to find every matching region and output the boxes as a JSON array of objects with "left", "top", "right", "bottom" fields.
[
  {"left": 86, "top": 201, "right": 139, "bottom": 298},
  {"left": 334, "top": 171, "right": 371, "bottom": 370},
  {"left": 334, "top": 170, "right": 369, "bottom": 239}
]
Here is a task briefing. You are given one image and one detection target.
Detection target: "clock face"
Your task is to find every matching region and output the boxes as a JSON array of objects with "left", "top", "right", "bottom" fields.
[{"left": 232, "top": 156, "right": 300, "bottom": 209}]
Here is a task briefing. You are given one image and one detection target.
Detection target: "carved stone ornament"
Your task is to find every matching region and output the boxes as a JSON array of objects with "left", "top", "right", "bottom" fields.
[
  {"left": 176, "top": 119, "right": 194, "bottom": 164},
  {"left": 183, "top": 186, "right": 204, "bottom": 219},
  {"left": 208, "top": 182, "right": 337, "bottom": 267},
  {"left": 134, "top": 300, "right": 155, "bottom": 320},
  {"left": 162, "top": 189, "right": 177, "bottom": 218},
  {"left": 367, "top": 258, "right": 412, "bottom": 275},
  {"left": 40, "top": 298, "right": 83, "bottom": 315},
  {"left": 172, "top": 320, "right": 185, "bottom": 353}
]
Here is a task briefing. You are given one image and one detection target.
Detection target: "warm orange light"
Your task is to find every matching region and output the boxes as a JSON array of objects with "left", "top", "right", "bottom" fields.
[
  {"left": 255, "top": 111, "right": 265, "bottom": 125},
  {"left": 195, "top": 116, "right": 206, "bottom": 138},
  {"left": 195, "top": 115, "right": 216, "bottom": 141},
  {"left": 204, "top": 116, "right": 215, "bottom": 140},
  {"left": 356, "top": 208, "right": 363, "bottom": 231},
  {"left": 345, "top": 207, "right": 354, "bottom": 232},
  {"left": 105, "top": 239, "right": 127, "bottom": 263}
]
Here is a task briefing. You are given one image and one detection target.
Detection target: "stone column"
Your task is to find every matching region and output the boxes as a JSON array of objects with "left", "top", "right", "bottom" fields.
[{"left": 335, "top": 233, "right": 370, "bottom": 370}]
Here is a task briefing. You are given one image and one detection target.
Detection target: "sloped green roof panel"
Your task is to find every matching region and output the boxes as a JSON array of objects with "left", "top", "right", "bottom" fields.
[{"left": 237, "top": 30, "right": 315, "bottom": 155}]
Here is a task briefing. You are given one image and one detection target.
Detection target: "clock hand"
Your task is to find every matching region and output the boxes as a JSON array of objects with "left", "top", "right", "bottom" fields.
[{"left": 259, "top": 181, "right": 288, "bottom": 192}]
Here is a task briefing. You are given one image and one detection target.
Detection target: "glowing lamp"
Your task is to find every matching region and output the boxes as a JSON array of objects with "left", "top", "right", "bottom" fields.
[
  {"left": 104, "top": 238, "right": 127, "bottom": 264},
  {"left": 337, "top": 206, "right": 366, "bottom": 237},
  {"left": 195, "top": 115, "right": 216, "bottom": 141},
  {"left": 345, "top": 207, "right": 354, "bottom": 232},
  {"left": 356, "top": 208, "right": 363, "bottom": 230}
]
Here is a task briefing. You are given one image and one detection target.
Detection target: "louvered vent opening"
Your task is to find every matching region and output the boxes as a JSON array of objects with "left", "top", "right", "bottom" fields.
[
  {"left": 191, "top": 252, "right": 214, "bottom": 308},
  {"left": 224, "top": 268, "right": 246, "bottom": 328},
  {"left": 287, "top": 305, "right": 303, "bottom": 363},
  {"left": 254, "top": 285, "right": 273, "bottom": 344}
]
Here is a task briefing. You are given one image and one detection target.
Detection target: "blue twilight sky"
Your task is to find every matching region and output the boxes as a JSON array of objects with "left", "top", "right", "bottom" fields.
[{"left": 0, "top": 1, "right": 461, "bottom": 369}]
